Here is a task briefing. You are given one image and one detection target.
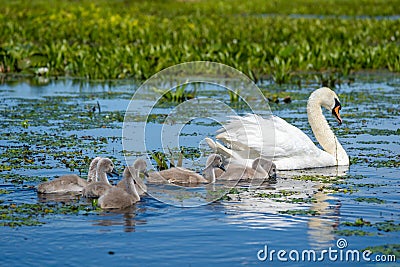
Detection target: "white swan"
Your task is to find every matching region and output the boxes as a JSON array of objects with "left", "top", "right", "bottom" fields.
[
  {"left": 37, "top": 157, "right": 102, "bottom": 194},
  {"left": 208, "top": 87, "right": 349, "bottom": 170},
  {"left": 82, "top": 158, "right": 118, "bottom": 198}
]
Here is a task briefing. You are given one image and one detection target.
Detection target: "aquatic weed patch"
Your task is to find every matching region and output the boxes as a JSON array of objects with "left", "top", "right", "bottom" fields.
[
  {"left": 342, "top": 218, "right": 372, "bottom": 227},
  {"left": 336, "top": 219, "right": 400, "bottom": 238},
  {"left": 278, "top": 209, "right": 319, "bottom": 216},
  {"left": 292, "top": 174, "right": 343, "bottom": 185},
  {"left": 0, "top": 189, "right": 11, "bottom": 194},
  {"left": 0, "top": 92, "right": 129, "bottom": 176},
  {"left": 375, "top": 221, "right": 400, "bottom": 232},
  {"left": 334, "top": 229, "right": 375, "bottom": 236},
  {"left": 362, "top": 244, "right": 400, "bottom": 257},
  {"left": 0, "top": 202, "right": 101, "bottom": 227},
  {"left": 0, "top": 173, "right": 47, "bottom": 184},
  {"left": 0, "top": 132, "right": 109, "bottom": 173},
  {"left": 354, "top": 197, "right": 386, "bottom": 204}
]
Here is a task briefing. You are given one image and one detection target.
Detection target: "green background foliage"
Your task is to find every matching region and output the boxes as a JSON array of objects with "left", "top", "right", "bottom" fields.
[{"left": 0, "top": 0, "right": 399, "bottom": 81}]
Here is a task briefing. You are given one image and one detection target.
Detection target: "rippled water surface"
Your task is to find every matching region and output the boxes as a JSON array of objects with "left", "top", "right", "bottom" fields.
[{"left": 0, "top": 74, "right": 399, "bottom": 266}]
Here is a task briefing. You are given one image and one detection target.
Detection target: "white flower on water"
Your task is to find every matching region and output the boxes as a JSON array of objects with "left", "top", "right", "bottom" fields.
[{"left": 36, "top": 67, "right": 49, "bottom": 76}]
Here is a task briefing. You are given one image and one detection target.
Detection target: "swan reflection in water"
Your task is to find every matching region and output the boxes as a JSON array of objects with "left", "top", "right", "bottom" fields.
[
  {"left": 37, "top": 192, "right": 83, "bottom": 203},
  {"left": 218, "top": 165, "right": 348, "bottom": 250},
  {"left": 37, "top": 163, "right": 348, "bottom": 243},
  {"left": 92, "top": 204, "right": 147, "bottom": 233},
  {"left": 37, "top": 192, "right": 147, "bottom": 233}
]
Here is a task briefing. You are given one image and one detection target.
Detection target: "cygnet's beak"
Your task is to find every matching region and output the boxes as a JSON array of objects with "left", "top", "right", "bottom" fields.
[
  {"left": 218, "top": 163, "right": 226, "bottom": 172},
  {"left": 110, "top": 168, "right": 119, "bottom": 177},
  {"left": 143, "top": 170, "right": 149, "bottom": 177},
  {"left": 268, "top": 168, "right": 277, "bottom": 179}
]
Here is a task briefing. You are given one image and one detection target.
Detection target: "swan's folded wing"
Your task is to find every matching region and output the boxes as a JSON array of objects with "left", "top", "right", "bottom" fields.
[
  {"left": 216, "top": 115, "right": 269, "bottom": 158},
  {"left": 272, "top": 116, "right": 322, "bottom": 158},
  {"left": 216, "top": 114, "right": 321, "bottom": 160}
]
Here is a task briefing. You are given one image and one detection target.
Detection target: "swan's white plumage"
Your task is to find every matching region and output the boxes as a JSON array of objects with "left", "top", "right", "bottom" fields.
[{"left": 213, "top": 87, "right": 349, "bottom": 170}]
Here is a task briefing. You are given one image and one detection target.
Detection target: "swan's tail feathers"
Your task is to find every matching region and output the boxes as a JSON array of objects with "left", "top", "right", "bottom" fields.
[{"left": 205, "top": 137, "right": 234, "bottom": 158}]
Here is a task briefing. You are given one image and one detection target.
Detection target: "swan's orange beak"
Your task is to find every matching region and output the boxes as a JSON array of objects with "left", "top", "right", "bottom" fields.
[{"left": 332, "top": 99, "right": 342, "bottom": 125}]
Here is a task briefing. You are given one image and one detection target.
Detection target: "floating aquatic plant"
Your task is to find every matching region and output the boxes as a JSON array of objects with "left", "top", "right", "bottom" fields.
[
  {"left": 334, "top": 229, "right": 375, "bottom": 236},
  {"left": 0, "top": 202, "right": 101, "bottom": 227},
  {"left": 362, "top": 244, "right": 400, "bottom": 257},
  {"left": 278, "top": 209, "right": 319, "bottom": 216},
  {"left": 354, "top": 197, "right": 386, "bottom": 204}
]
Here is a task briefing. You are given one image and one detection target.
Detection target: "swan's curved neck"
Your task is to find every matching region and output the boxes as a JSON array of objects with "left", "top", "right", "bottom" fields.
[
  {"left": 96, "top": 169, "right": 111, "bottom": 185},
  {"left": 203, "top": 166, "right": 216, "bottom": 183},
  {"left": 125, "top": 174, "right": 140, "bottom": 200},
  {"left": 307, "top": 97, "right": 348, "bottom": 165},
  {"left": 87, "top": 161, "right": 98, "bottom": 182},
  {"left": 133, "top": 169, "right": 147, "bottom": 192},
  {"left": 254, "top": 164, "right": 268, "bottom": 177}
]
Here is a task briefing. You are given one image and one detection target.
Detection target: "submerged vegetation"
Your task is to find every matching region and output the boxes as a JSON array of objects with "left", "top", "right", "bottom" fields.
[{"left": 0, "top": 0, "right": 399, "bottom": 82}]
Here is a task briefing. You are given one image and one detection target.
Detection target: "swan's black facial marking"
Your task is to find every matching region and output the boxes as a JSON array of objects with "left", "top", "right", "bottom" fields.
[
  {"left": 218, "top": 162, "right": 226, "bottom": 172},
  {"left": 332, "top": 98, "right": 342, "bottom": 125}
]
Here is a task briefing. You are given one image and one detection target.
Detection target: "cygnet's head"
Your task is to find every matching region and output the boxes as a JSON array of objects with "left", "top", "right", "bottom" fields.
[
  {"left": 133, "top": 158, "right": 149, "bottom": 177},
  {"left": 252, "top": 158, "right": 277, "bottom": 179},
  {"left": 97, "top": 158, "right": 118, "bottom": 176},
  {"left": 205, "top": 154, "right": 226, "bottom": 172},
  {"left": 123, "top": 166, "right": 135, "bottom": 180},
  {"left": 89, "top": 157, "right": 102, "bottom": 169}
]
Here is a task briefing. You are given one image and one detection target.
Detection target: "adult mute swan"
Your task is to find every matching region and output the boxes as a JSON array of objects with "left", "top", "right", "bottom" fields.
[{"left": 208, "top": 87, "right": 349, "bottom": 170}]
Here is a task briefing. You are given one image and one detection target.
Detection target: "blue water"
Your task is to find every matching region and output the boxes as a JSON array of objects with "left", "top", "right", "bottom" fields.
[{"left": 0, "top": 75, "right": 399, "bottom": 266}]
